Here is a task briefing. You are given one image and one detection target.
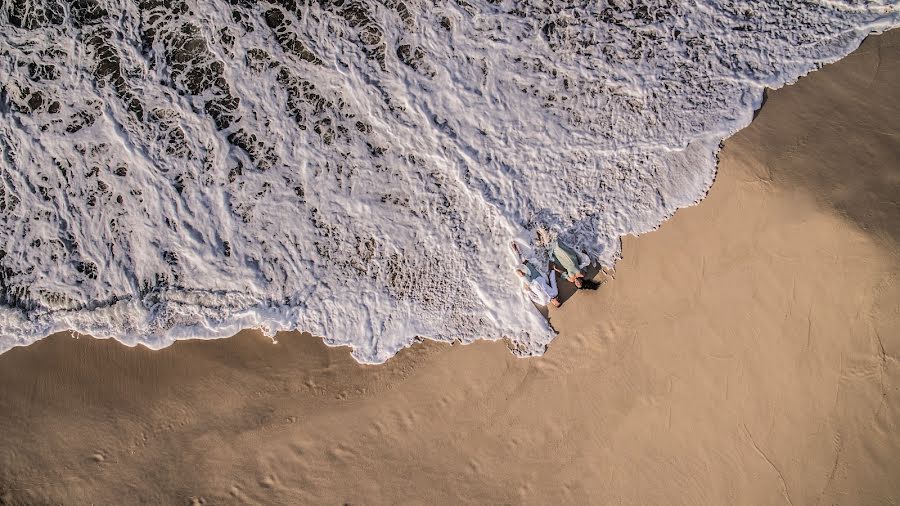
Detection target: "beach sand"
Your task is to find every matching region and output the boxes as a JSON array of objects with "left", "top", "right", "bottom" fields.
[{"left": 1, "top": 30, "right": 898, "bottom": 505}]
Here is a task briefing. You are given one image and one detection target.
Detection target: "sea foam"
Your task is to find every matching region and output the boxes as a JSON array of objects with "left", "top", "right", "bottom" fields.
[{"left": 0, "top": 1, "right": 897, "bottom": 362}]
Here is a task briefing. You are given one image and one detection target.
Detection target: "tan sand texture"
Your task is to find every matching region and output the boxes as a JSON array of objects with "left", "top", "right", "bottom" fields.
[{"left": 1, "top": 30, "right": 898, "bottom": 505}]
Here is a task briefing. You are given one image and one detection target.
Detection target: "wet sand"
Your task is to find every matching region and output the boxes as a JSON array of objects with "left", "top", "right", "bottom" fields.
[{"left": 1, "top": 31, "right": 898, "bottom": 505}]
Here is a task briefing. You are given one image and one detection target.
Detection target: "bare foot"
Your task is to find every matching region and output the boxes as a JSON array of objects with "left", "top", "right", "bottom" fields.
[
  {"left": 551, "top": 298, "right": 561, "bottom": 307},
  {"left": 510, "top": 241, "right": 522, "bottom": 260}
]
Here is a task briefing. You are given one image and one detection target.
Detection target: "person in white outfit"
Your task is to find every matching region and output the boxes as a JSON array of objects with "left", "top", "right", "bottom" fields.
[{"left": 516, "top": 261, "right": 560, "bottom": 307}]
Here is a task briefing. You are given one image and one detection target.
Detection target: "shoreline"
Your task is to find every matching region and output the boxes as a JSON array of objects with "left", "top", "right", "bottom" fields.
[{"left": 1, "top": 29, "right": 898, "bottom": 505}]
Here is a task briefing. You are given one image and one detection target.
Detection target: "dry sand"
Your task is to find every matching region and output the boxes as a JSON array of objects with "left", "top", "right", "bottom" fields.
[{"left": 1, "top": 31, "right": 898, "bottom": 505}]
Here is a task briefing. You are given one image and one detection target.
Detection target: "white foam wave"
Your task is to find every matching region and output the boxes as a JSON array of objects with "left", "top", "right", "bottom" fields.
[{"left": 0, "top": 1, "right": 896, "bottom": 362}]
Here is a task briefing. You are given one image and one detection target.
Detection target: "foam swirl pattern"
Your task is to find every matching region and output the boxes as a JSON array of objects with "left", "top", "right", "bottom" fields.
[{"left": 0, "top": 1, "right": 896, "bottom": 362}]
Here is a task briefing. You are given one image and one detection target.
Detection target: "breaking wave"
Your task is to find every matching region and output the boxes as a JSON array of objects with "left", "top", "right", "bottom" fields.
[{"left": 0, "top": 0, "right": 896, "bottom": 362}]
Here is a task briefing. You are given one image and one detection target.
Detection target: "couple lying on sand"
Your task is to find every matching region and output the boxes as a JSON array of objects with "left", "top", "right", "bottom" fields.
[{"left": 513, "top": 239, "right": 592, "bottom": 308}]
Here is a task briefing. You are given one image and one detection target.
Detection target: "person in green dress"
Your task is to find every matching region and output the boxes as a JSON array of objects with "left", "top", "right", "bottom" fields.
[{"left": 550, "top": 240, "right": 586, "bottom": 288}]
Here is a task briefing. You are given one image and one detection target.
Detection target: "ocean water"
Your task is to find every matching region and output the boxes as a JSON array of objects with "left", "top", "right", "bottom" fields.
[{"left": 0, "top": 1, "right": 896, "bottom": 363}]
